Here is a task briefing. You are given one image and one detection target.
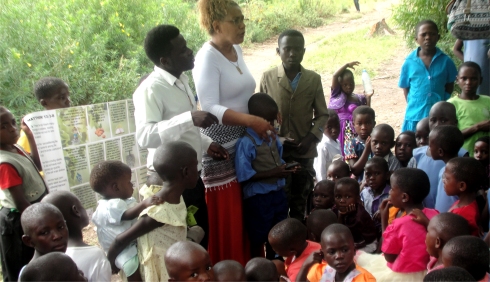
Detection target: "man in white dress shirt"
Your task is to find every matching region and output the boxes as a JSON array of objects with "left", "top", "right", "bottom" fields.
[{"left": 133, "top": 25, "right": 228, "bottom": 248}]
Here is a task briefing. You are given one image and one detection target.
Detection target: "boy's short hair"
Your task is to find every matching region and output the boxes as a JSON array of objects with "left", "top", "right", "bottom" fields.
[
  {"left": 21, "top": 203, "right": 63, "bottom": 234},
  {"left": 329, "top": 160, "right": 351, "bottom": 175},
  {"left": 476, "top": 135, "right": 490, "bottom": 146},
  {"left": 352, "top": 106, "right": 375, "bottom": 122},
  {"left": 144, "top": 25, "right": 180, "bottom": 66},
  {"left": 423, "top": 266, "right": 476, "bottom": 282},
  {"left": 307, "top": 209, "right": 337, "bottom": 240},
  {"left": 415, "top": 19, "right": 439, "bottom": 35},
  {"left": 446, "top": 157, "right": 485, "bottom": 192},
  {"left": 213, "top": 260, "right": 245, "bottom": 282},
  {"left": 278, "top": 29, "right": 304, "bottom": 45},
  {"left": 459, "top": 61, "right": 482, "bottom": 76},
  {"left": 429, "top": 125, "right": 464, "bottom": 155},
  {"left": 443, "top": 236, "right": 488, "bottom": 280},
  {"left": 19, "top": 252, "right": 83, "bottom": 282},
  {"left": 248, "top": 93, "right": 278, "bottom": 119},
  {"left": 245, "top": 258, "right": 278, "bottom": 281},
  {"left": 336, "top": 177, "right": 360, "bottom": 194},
  {"left": 153, "top": 141, "right": 197, "bottom": 181},
  {"left": 416, "top": 118, "right": 429, "bottom": 131},
  {"left": 316, "top": 179, "right": 335, "bottom": 194},
  {"left": 431, "top": 213, "right": 470, "bottom": 243},
  {"left": 269, "top": 218, "right": 307, "bottom": 246},
  {"left": 321, "top": 223, "right": 354, "bottom": 244},
  {"left": 391, "top": 168, "right": 430, "bottom": 204},
  {"left": 165, "top": 241, "right": 211, "bottom": 279},
  {"left": 365, "top": 156, "right": 389, "bottom": 173},
  {"left": 397, "top": 131, "right": 416, "bottom": 144},
  {"left": 90, "top": 160, "right": 131, "bottom": 195},
  {"left": 372, "top": 124, "right": 395, "bottom": 141},
  {"left": 326, "top": 109, "right": 339, "bottom": 122},
  {"left": 34, "top": 77, "right": 68, "bottom": 101}
]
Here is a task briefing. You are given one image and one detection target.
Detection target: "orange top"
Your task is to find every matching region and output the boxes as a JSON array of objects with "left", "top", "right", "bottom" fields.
[
  {"left": 307, "top": 263, "right": 376, "bottom": 282},
  {"left": 388, "top": 207, "right": 406, "bottom": 225}
]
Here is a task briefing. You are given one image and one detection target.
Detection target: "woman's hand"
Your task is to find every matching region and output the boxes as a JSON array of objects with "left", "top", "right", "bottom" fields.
[
  {"left": 249, "top": 115, "right": 275, "bottom": 140},
  {"left": 207, "top": 142, "right": 229, "bottom": 160}
]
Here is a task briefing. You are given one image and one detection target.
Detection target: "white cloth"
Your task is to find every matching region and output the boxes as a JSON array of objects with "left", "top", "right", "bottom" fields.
[
  {"left": 192, "top": 43, "right": 256, "bottom": 121},
  {"left": 133, "top": 66, "right": 213, "bottom": 171},
  {"left": 65, "top": 246, "right": 111, "bottom": 282},
  {"left": 314, "top": 135, "right": 342, "bottom": 181},
  {"left": 92, "top": 198, "right": 138, "bottom": 269}
]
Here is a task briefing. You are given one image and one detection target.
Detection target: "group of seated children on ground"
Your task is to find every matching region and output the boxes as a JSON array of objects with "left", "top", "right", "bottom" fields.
[{"left": 0, "top": 18, "right": 489, "bottom": 282}]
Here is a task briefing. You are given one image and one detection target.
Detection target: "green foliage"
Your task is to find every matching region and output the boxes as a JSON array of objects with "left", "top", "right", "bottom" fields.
[
  {"left": 392, "top": 0, "right": 459, "bottom": 59},
  {"left": 1, "top": 0, "right": 363, "bottom": 119}
]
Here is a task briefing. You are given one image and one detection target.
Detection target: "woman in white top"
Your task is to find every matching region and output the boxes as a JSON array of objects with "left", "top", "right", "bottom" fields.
[{"left": 193, "top": 0, "right": 273, "bottom": 264}]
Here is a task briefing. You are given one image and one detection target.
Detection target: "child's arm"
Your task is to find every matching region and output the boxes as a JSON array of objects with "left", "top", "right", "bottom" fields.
[
  {"left": 9, "top": 185, "right": 31, "bottom": 213},
  {"left": 402, "top": 88, "right": 409, "bottom": 102},
  {"left": 332, "top": 62, "right": 360, "bottom": 90},
  {"left": 21, "top": 119, "right": 42, "bottom": 171},
  {"left": 453, "top": 39, "right": 464, "bottom": 61},
  {"left": 120, "top": 196, "right": 164, "bottom": 221},
  {"left": 460, "top": 120, "right": 490, "bottom": 138},
  {"left": 379, "top": 199, "right": 398, "bottom": 263},
  {"left": 106, "top": 215, "right": 163, "bottom": 273},
  {"left": 348, "top": 137, "right": 372, "bottom": 176},
  {"left": 295, "top": 251, "right": 323, "bottom": 282}
]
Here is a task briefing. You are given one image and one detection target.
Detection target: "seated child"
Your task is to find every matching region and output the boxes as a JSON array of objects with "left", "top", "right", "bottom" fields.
[
  {"left": 360, "top": 157, "right": 391, "bottom": 234},
  {"left": 17, "top": 77, "right": 71, "bottom": 154},
  {"left": 314, "top": 109, "right": 342, "bottom": 181},
  {"left": 415, "top": 118, "right": 429, "bottom": 147},
  {"left": 20, "top": 203, "right": 68, "bottom": 261},
  {"left": 326, "top": 160, "right": 351, "bottom": 182},
  {"left": 213, "top": 260, "right": 246, "bottom": 282},
  {"left": 245, "top": 258, "right": 278, "bottom": 282},
  {"left": 164, "top": 241, "right": 215, "bottom": 282},
  {"left": 357, "top": 168, "right": 439, "bottom": 281},
  {"left": 307, "top": 209, "right": 338, "bottom": 243},
  {"left": 370, "top": 124, "right": 401, "bottom": 172},
  {"left": 268, "top": 218, "right": 320, "bottom": 282},
  {"left": 106, "top": 141, "right": 200, "bottom": 282},
  {"left": 42, "top": 191, "right": 111, "bottom": 282},
  {"left": 0, "top": 106, "right": 48, "bottom": 281},
  {"left": 441, "top": 236, "right": 489, "bottom": 281},
  {"left": 19, "top": 252, "right": 86, "bottom": 282},
  {"left": 332, "top": 178, "right": 377, "bottom": 252},
  {"left": 412, "top": 102, "right": 468, "bottom": 208},
  {"left": 312, "top": 180, "right": 335, "bottom": 211},
  {"left": 444, "top": 157, "right": 484, "bottom": 236},
  {"left": 344, "top": 106, "right": 376, "bottom": 182},
  {"left": 422, "top": 213, "right": 470, "bottom": 273},
  {"left": 329, "top": 61, "right": 373, "bottom": 157},
  {"left": 91, "top": 160, "right": 163, "bottom": 281},
  {"left": 423, "top": 266, "right": 476, "bottom": 282},
  {"left": 448, "top": 61, "right": 490, "bottom": 157},
  {"left": 429, "top": 125, "right": 465, "bottom": 212},
  {"left": 474, "top": 136, "right": 489, "bottom": 187},
  {"left": 298, "top": 223, "right": 376, "bottom": 282},
  {"left": 395, "top": 131, "right": 416, "bottom": 167},
  {"left": 235, "top": 93, "right": 292, "bottom": 258}
]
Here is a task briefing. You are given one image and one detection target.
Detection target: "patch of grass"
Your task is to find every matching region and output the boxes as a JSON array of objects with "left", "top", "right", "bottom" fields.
[{"left": 303, "top": 23, "right": 401, "bottom": 83}]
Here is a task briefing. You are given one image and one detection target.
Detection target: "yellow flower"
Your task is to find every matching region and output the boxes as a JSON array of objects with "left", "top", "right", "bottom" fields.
[
  {"left": 119, "top": 22, "right": 123, "bottom": 27},
  {"left": 70, "top": 50, "right": 74, "bottom": 54},
  {"left": 47, "top": 22, "right": 52, "bottom": 28},
  {"left": 26, "top": 63, "right": 32, "bottom": 67},
  {"left": 121, "top": 29, "right": 125, "bottom": 33},
  {"left": 161, "top": 3, "right": 164, "bottom": 7},
  {"left": 141, "top": 24, "right": 144, "bottom": 27},
  {"left": 19, "top": 20, "right": 23, "bottom": 23},
  {"left": 14, "top": 52, "right": 21, "bottom": 59},
  {"left": 68, "top": 65, "right": 73, "bottom": 68},
  {"left": 126, "top": 33, "right": 130, "bottom": 37},
  {"left": 115, "top": 12, "right": 119, "bottom": 17},
  {"left": 76, "top": 42, "right": 79, "bottom": 46},
  {"left": 44, "top": 6, "right": 48, "bottom": 10},
  {"left": 100, "top": 1, "right": 104, "bottom": 6}
]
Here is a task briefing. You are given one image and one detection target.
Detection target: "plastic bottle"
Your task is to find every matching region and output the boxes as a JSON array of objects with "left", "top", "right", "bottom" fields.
[{"left": 362, "top": 69, "right": 373, "bottom": 95}]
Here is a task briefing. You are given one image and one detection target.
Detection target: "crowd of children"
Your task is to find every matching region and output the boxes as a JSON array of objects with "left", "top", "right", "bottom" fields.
[{"left": 0, "top": 15, "right": 489, "bottom": 282}]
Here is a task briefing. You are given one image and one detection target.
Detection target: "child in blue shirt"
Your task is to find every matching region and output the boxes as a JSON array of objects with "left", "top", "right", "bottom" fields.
[
  {"left": 399, "top": 19, "right": 457, "bottom": 132},
  {"left": 235, "top": 93, "right": 298, "bottom": 259}
]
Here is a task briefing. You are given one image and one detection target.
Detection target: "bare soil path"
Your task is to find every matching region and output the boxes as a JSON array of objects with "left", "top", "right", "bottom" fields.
[{"left": 242, "top": 0, "right": 409, "bottom": 133}]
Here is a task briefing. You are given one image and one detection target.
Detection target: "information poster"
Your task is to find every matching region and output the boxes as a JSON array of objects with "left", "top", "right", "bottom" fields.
[{"left": 24, "top": 100, "right": 148, "bottom": 209}]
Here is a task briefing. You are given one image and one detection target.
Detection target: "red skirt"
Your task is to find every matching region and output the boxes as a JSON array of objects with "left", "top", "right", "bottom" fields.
[{"left": 205, "top": 180, "right": 250, "bottom": 265}]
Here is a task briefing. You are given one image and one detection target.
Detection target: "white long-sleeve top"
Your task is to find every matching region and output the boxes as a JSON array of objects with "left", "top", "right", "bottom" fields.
[
  {"left": 133, "top": 66, "right": 213, "bottom": 171},
  {"left": 313, "top": 134, "right": 342, "bottom": 181},
  {"left": 192, "top": 42, "right": 255, "bottom": 121}
]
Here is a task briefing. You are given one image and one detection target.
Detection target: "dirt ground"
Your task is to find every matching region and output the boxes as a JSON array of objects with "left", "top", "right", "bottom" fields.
[{"left": 81, "top": 1, "right": 409, "bottom": 280}]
